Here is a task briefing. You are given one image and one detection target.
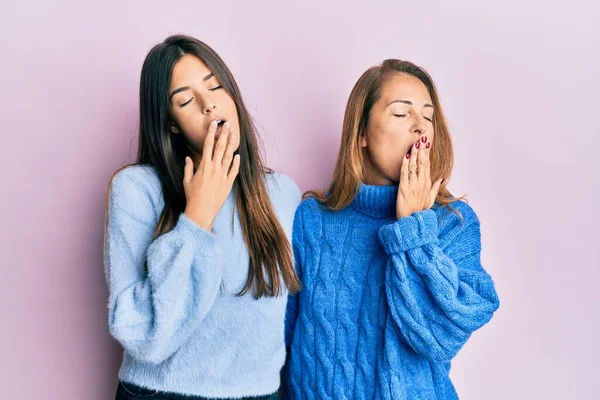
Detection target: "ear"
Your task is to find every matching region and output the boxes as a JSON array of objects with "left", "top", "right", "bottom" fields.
[
  {"left": 359, "top": 130, "right": 368, "bottom": 148},
  {"left": 170, "top": 121, "right": 181, "bottom": 134}
]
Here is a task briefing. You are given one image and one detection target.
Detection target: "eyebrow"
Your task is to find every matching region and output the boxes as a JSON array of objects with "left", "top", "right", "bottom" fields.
[
  {"left": 170, "top": 72, "right": 215, "bottom": 100},
  {"left": 387, "top": 100, "right": 434, "bottom": 109}
]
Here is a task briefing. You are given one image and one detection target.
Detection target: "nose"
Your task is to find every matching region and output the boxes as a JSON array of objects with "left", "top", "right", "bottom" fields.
[
  {"left": 202, "top": 99, "right": 216, "bottom": 114},
  {"left": 196, "top": 91, "right": 217, "bottom": 114},
  {"left": 410, "top": 116, "right": 428, "bottom": 137}
]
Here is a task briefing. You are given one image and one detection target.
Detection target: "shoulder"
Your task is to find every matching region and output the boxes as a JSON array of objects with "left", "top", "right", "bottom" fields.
[
  {"left": 296, "top": 196, "right": 323, "bottom": 216},
  {"left": 443, "top": 200, "right": 479, "bottom": 224},
  {"left": 108, "top": 164, "right": 163, "bottom": 210},
  {"left": 292, "top": 196, "right": 326, "bottom": 231},
  {"left": 265, "top": 171, "right": 302, "bottom": 206},
  {"left": 434, "top": 199, "right": 481, "bottom": 240}
]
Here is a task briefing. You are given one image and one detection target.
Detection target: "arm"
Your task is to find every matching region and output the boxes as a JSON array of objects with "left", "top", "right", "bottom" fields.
[
  {"left": 378, "top": 207, "right": 499, "bottom": 362},
  {"left": 281, "top": 206, "right": 306, "bottom": 399},
  {"left": 284, "top": 204, "right": 305, "bottom": 348},
  {"left": 104, "top": 169, "right": 224, "bottom": 364}
]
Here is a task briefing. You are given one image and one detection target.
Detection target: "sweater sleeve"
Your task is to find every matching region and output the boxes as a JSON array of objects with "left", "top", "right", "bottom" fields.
[
  {"left": 104, "top": 168, "right": 224, "bottom": 364},
  {"left": 377, "top": 206, "right": 499, "bottom": 362}
]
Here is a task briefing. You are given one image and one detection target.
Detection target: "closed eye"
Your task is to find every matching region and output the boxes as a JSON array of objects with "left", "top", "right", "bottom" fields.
[
  {"left": 180, "top": 97, "right": 194, "bottom": 107},
  {"left": 209, "top": 85, "right": 223, "bottom": 91},
  {"left": 395, "top": 113, "right": 433, "bottom": 122}
]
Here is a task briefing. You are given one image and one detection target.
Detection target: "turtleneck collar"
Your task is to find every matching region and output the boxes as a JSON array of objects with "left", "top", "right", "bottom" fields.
[{"left": 351, "top": 183, "right": 398, "bottom": 218}]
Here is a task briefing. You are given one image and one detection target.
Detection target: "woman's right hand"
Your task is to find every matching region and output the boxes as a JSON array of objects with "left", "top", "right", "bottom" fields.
[{"left": 183, "top": 120, "right": 241, "bottom": 231}]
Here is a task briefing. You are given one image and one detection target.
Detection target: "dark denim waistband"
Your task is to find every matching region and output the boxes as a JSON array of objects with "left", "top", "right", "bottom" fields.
[{"left": 116, "top": 381, "right": 279, "bottom": 400}]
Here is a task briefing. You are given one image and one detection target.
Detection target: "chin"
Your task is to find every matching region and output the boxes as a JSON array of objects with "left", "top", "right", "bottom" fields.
[
  {"left": 386, "top": 167, "right": 401, "bottom": 184},
  {"left": 378, "top": 171, "right": 399, "bottom": 186},
  {"left": 388, "top": 176, "right": 400, "bottom": 185}
]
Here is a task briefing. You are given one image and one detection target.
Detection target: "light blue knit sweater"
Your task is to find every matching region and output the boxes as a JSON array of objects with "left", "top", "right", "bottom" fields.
[
  {"left": 284, "top": 183, "right": 500, "bottom": 399},
  {"left": 104, "top": 165, "right": 300, "bottom": 398}
]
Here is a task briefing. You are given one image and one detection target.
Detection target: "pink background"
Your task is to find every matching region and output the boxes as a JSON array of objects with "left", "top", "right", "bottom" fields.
[{"left": 1, "top": 1, "right": 598, "bottom": 399}]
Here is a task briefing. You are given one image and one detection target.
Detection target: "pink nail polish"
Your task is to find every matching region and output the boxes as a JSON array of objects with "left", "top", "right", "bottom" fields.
[
  {"left": 426, "top": 142, "right": 430, "bottom": 149},
  {"left": 406, "top": 153, "right": 410, "bottom": 159},
  {"left": 416, "top": 142, "right": 421, "bottom": 149},
  {"left": 422, "top": 136, "right": 427, "bottom": 143}
]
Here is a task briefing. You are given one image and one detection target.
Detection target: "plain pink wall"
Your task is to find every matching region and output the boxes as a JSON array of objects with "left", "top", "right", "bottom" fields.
[{"left": 1, "top": 1, "right": 598, "bottom": 399}]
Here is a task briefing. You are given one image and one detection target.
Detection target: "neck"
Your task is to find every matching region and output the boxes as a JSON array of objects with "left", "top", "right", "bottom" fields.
[{"left": 351, "top": 182, "right": 398, "bottom": 218}]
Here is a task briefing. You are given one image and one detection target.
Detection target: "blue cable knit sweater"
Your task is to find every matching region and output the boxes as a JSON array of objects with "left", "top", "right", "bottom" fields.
[
  {"left": 104, "top": 165, "right": 300, "bottom": 398},
  {"left": 284, "top": 184, "right": 499, "bottom": 399}
]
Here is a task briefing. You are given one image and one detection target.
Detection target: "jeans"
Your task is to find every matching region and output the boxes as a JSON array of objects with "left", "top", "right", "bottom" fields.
[{"left": 115, "top": 381, "right": 279, "bottom": 400}]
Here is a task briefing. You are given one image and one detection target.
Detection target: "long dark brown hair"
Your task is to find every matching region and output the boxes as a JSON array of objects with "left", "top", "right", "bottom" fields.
[
  {"left": 108, "top": 35, "right": 300, "bottom": 298},
  {"left": 307, "top": 59, "right": 462, "bottom": 211}
]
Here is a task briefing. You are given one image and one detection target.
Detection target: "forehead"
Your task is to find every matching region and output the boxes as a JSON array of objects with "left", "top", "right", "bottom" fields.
[
  {"left": 170, "top": 54, "right": 211, "bottom": 88},
  {"left": 380, "top": 73, "right": 432, "bottom": 105}
]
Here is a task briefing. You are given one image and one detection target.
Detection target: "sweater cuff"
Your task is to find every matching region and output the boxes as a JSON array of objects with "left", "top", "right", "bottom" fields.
[
  {"left": 378, "top": 209, "right": 438, "bottom": 254},
  {"left": 173, "top": 213, "right": 217, "bottom": 252}
]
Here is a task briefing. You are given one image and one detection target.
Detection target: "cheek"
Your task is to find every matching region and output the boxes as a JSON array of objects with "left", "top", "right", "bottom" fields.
[
  {"left": 224, "top": 97, "right": 240, "bottom": 129},
  {"left": 366, "top": 125, "right": 406, "bottom": 170},
  {"left": 426, "top": 127, "right": 435, "bottom": 140},
  {"left": 368, "top": 121, "right": 408, "bottom": 153},
  {"left": 426, "top": 131, "right": 436, "bottom": 149},
  {"left": 224, "top": 94, "right": 237, "bottom": 110},
  {"left": 173, "top": 112, "right": 208, "bottom": 146}
]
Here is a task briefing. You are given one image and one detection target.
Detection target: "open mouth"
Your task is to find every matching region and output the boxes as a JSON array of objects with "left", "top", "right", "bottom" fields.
[{"left": 215, "top": 119, "right": 227, "bottom": 138}]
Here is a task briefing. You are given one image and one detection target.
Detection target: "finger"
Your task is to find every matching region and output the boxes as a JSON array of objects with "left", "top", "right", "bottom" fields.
[
  {"left": 203, "top": 120, "right": 219, "bottom": 163},
  {"left": 400, "top": 151, "right": 410, "bottom": 191},
  {"left": 227, "top": 154, "right": 241, "bottom": 181},
  {"left": 409, "top": 141, "right": 420, "bottom": 184},
  {"left": 428, "top": 178, "right": 444, "bottom": 208},
  {"left": 422, "top": 136, "right": 432, "bottom": 187},
  {"left": 417, "top": 136, "right": 428, "bottom": 185},
  {"left": 221, "top": 129, "right": 237, "bottom": 170},
  {"left": 213, "top": 121, "right": 230, "bottom": 166},
  {"left": 183, "top": 156, "right": 193, "bottom": 185}
]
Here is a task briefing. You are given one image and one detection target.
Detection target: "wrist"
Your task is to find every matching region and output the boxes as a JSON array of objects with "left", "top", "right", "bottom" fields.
[
  {"left": 397, "top": 209, "right": 416, "bottom": 219},
  {"left": 184, "top": 208, "right": 214, "bottom": 231}
]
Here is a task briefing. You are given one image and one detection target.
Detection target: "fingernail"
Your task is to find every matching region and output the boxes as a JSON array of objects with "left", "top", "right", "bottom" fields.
[
  {"left": 416, "top": 142, "right": 421, "bottom": 149},
  {"left": 406, "top": 153, "right": 410, "bottom": 159},
  {"left": 225, "top": 121, "right": 230, "bottom": 128},
  {"left": 426, "top": 142, "right": 430, "bottom": 149},
  {"left": 422, "top": 136, "right": 427, "bottom": 143}
]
